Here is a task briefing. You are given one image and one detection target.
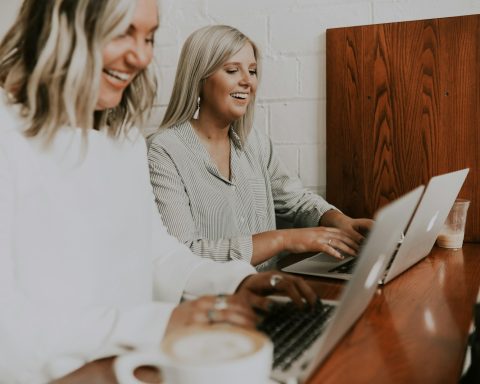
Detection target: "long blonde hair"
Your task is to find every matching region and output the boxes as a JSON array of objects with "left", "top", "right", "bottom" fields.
[
  {"left": 160, "top": 25, "right": 260, "bottom": 145},
  {"left": 0, "top": 0, "right": 157, "bottom": 144}
]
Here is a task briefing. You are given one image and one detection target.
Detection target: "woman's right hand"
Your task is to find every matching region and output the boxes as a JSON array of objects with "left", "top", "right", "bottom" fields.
[
  {"left": 164, "top": 295, "right": 258, "bottom": 337},
  {"left": 281, "top": 227, "right": 358, "bottom": 260}
]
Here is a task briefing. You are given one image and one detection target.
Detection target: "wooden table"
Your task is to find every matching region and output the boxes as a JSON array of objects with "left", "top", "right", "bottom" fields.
[{"left": 54, "top": 245, "right": 480, "bottom": 384}]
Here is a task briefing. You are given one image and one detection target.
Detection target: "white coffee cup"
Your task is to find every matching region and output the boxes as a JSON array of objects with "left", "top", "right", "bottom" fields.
[{"left": 114, "top": 324, "right": 273, "bottom": 384}]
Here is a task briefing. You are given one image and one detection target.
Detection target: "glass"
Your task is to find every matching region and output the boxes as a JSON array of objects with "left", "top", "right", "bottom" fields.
[{"left": 436, "top": 199, "right": 470, "bottom": 249}]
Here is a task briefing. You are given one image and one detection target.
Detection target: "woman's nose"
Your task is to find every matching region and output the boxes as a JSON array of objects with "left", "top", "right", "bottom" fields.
[
  {"left": 239, "top": 70, "right": 252, "bottom": 86},
  {"left": 126, "top": 41, "right": 152, "bottom": 69}
]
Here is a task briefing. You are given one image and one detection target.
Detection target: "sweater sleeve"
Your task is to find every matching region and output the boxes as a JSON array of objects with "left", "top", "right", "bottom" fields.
[{"left": 0, "top": 144, "right": 176, "bottom": 383}]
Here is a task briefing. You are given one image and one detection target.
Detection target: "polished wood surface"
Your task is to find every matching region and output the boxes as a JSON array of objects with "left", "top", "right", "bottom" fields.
[
  {"left": 54, "top": 245, "right": 480, "bottom": 384},
  {"left": 326, "top": 14, "right": 480, "bottom": 241},
  {"left": 304, "top": 244, "right": 480, "bottom": 383}
]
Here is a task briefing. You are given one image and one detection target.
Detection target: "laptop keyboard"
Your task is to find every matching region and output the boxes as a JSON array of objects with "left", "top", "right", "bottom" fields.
[
  {"left": 257, "top": 300, "right": 334, "bottom": 371},
  {"left": 328, "top": 258, "right": 357, "bottom": 274}
]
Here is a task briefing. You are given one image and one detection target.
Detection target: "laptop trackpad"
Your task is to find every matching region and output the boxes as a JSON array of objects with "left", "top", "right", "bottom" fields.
[
  {"left": 283, "top": 252, "right": 345, "bottom": 275},
  {"left": 308, "top": 252, "right": 339, "bottom": 263}
]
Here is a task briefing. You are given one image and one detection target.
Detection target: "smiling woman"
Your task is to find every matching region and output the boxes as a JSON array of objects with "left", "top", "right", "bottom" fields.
[
  {"left": 148, "top": 25, "right": 374, "bottom": 268},
  {"left": 97, "top": 0, "right": 158, "bottom": 110},
  {"left": 0, "top": 0, "right": 157, "bottom": 143},
  {"left": 0, "top": 1, "right": 317, "bottom": 382}
]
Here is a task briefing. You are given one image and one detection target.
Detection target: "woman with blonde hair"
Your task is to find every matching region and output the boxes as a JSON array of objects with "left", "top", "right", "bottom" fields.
[
  {"left": 0, "top": 2, "right": 315, "bottom": 382},
  {"left": 148, "top": 25, "right": 373, "bottom": 267}
]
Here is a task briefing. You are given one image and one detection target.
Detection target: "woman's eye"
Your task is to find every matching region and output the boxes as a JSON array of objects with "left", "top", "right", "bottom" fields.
[
  {"left": 249, "top": 69, "right": 257, "bottom": 75},
  {"left": 146, "top": 37, "right": 155, "bottom": 45},
  {"left": 226, "top": 68, "right": 238, "bottom": 74}
]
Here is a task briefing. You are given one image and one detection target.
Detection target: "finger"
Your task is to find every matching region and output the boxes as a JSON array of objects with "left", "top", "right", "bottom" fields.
[
  {"left": 220, "top": 295, "right": 262, "bottom": 323},
  {"left": 353, "top": 219, "right": 374, "bottom": 237},
  {"left": 270, "top": 276, "right": 305, "bottom": 308},
  {"left": 213, "top": 308, "right": 257, "bottom": 328},
  {"left": 326, "top": 238, "right": 357, "bottom": 257},
  {"left": 241, "top": 292, "right": 273, "bottom": 312},
  {"left": 322, "top": 224, "right": 364, "bottom": 247},
  {"left": 293, "top": 278, "right": 317, "bottom": 307}
]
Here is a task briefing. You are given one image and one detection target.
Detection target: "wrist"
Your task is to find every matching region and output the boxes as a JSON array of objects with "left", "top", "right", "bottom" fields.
[
  {"left": 278, "top": 229, "right": 291, "bottom": 253},
  {"left": 319, "top": 209, "right": 342, "bottom": 227},
  {"left": 235, "top": 274, "right": 253, "bottom": 293}
]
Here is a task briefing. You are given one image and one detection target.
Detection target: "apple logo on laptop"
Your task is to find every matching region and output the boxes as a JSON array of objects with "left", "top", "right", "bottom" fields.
[{"left": 426, "top": 210, "right": 440, "bottom": 232}]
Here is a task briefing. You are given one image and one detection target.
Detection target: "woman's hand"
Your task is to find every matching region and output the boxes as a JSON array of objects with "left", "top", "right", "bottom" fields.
[
  {"left": 282, "top": 226, "right": 359, "bottom": 260},
  {"left": 165, "top": 295, "right": 258, "bottom": 336},
  {"left": 320, "top": 210, "right": 374, "bottom": 245},
  {"left": 235, "top": 271, "right": 317, "bottom": 310}
]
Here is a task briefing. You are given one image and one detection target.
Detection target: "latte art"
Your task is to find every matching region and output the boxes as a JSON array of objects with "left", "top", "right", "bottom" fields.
[{"left": 163, "top": 326, "right": 265, "bottom": 364}]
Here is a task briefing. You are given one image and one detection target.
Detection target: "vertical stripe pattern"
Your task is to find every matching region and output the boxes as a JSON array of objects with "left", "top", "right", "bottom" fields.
[{"left": 148, "top": 121, "right": 336, "bottom": 263}]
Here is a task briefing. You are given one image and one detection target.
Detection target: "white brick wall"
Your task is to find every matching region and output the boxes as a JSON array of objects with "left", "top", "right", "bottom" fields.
[
  {"left": 153, "top": 0, "right": 480, "bottom": 195},
  {"left": 1, "top": 0, "right": 479, "bottom": 195}
]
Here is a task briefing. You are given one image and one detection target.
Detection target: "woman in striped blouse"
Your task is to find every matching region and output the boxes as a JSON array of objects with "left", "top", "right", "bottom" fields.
[{"left": 148, "top": 25, "right": 373, "bottom": 267}]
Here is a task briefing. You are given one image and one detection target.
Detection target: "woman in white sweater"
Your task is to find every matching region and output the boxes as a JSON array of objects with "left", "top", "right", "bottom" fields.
[{"left": 0, "top": 1, "right": 315, "bottom": 382}]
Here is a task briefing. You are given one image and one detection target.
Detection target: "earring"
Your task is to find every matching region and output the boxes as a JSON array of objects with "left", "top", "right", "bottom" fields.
[{"left": 193, "top": 96, "right": 200, "bottom": 120}]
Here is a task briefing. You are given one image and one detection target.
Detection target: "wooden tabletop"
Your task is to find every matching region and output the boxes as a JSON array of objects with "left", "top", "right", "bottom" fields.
[{"left": 53, "top": 244, "right": 480, "bottom": 384}]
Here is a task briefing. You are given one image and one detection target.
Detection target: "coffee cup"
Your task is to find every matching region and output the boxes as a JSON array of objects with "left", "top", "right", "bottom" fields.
[
  {"left": 436, "top": 198, "right": 470, "bottom": 249},
  {"left": 114, "top": 324, "right": 273, "bottom": 384}
]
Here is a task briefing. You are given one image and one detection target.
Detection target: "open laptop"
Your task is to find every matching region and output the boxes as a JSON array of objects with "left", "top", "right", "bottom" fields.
[
  {"left": 282, "top": 168, "right": 469, "bottom": 284},
  {"left": 262, "top": 186, "right": 423, "bottom": 384}
]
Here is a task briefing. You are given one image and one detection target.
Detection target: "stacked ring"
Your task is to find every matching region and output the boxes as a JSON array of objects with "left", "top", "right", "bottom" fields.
[
  {"left": 214, "top": 294, "right": 228, "bottom": 311},
  {"left": 207, "top": 309, "right": 217, "bottom": 323},
  {"left": 269, "top": 274, "right": 283, "bottom": 288}
]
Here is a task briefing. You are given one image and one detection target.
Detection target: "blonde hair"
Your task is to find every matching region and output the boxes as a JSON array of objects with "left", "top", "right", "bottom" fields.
[
  {"left": 160, "top": 25, "right": 260, "bottom": 145},
  {"left": 0, "top": 0, "right": 157, "bottom": 144}
]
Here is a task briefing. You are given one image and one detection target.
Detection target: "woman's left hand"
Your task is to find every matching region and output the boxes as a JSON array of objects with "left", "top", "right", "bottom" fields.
[
  {"left": 235, "top": 271, "right": 317, "bottom": 311},
  {"left": 320, "top": 210, "right": 374, "bottom": 246}
]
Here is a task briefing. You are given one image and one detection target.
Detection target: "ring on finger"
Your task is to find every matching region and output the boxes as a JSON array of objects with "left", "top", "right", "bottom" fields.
[
  {"left": 270, "top": 274, "right": 283, "bottom": 288},
  {"left": 214, "top": 294, "right": 228, "bottom": 311},
  {"left": 207, "top": 309, "right": 218, "bottom": 324},
  {"left": 328, "top": 238, "right": 333, "bottom": 246}
]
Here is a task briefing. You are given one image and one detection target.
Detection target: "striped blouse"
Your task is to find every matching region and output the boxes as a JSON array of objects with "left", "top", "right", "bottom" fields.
[{"left": 148, "top": 121, "right": 336, "bottom": 264}]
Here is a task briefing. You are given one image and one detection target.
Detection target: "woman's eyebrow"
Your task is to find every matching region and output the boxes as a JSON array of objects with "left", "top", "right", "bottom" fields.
[{"left": 223, "top": 61, "right": 257, "bottom": 66}]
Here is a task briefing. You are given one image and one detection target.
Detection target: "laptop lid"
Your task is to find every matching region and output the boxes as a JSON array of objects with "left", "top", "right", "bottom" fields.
[
  {"left": 382, "top": 168, "right": 469, "bottom": 284},
  {"left": 276, "top": 187, "right": 424, "bottom": 384}
]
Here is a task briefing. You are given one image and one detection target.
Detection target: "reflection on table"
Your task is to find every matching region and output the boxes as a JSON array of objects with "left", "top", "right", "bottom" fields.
[{"left": 53, "top": 244, "right": 480, "bottom": 384}]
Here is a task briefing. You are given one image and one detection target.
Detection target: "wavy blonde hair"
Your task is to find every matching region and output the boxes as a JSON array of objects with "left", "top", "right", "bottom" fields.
[
  {"left": 160, "top": 25, "right": 260, "bottom": 145},
  {"left": 0, "top": 0, "right": 157, "bottom": 144}
]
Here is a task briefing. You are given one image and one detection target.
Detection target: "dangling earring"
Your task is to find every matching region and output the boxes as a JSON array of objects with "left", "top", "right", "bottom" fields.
[{"left": 193, "top": 96, "right": 200, "bottom": 120}]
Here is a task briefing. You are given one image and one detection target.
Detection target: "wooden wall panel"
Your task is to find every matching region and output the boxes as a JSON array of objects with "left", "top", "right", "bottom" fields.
[{"left": 326, "top": 15, "right": 480, "bottom": 241}]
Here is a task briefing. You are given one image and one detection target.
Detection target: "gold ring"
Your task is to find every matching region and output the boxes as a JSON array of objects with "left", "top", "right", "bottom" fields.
[
  {"left": 213, "top": 294, "right": 228, "bottom": 311},
  {"left": 270, "top": 274, "right": 283, "bottom": 288},
  {"left": 328, "top": 239, "right": 333, "bottom": 246}
]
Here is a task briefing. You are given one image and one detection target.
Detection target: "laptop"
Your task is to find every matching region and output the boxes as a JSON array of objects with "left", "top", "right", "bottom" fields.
[
  {"left": 282, "top": 168, "right": 469, "bottom": 284},
  {"left": 261, "top": 186, "right": 423, "bottom": 384}
]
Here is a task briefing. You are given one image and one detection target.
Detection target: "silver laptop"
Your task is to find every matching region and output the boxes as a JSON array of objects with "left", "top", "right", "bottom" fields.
[
  {"left": 267, "top": 187, "right": 423, "bottom": 384},
  {"left": 282, "top": 169, "right": 468, "bottom": 284}
]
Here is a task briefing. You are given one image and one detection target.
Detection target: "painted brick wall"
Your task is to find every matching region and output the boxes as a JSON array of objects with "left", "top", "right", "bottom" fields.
[
  {"left": 1, "top": 0, "right": 479, "bottom": 196},
  {"left": 151, "top": 0, "right": 480, "bottom": 196}
]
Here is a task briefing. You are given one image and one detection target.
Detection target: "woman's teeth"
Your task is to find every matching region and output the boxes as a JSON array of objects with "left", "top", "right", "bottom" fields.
[
  {"left": 231, "top": 93, "right": 248, "bottom": 99},
  {"left": 103, "top": 69, "right": 130, "bottom": 82}
]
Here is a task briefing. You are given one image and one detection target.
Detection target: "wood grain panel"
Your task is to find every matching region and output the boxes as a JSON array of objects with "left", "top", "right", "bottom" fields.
[{"left": 327, "top": 14, "right": 480, "bottom": 241}]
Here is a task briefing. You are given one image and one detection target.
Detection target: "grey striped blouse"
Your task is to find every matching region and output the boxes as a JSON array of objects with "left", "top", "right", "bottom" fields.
[{"left": 148, "top": 121, "right": 336, "bottom": 264}]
